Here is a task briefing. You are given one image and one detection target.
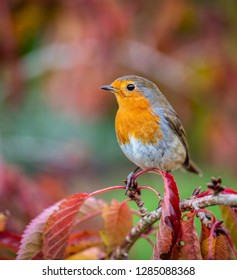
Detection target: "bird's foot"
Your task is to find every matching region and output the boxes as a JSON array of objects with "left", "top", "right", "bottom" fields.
[
  {"left": 124, "top": 167, "right": 140, "bottom": 195},
  {"left": 124, "top": 172, "right": 137, "bottom": 194}
]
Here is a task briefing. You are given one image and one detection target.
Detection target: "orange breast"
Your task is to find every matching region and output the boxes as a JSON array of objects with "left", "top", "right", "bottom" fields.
[{"left": 115, "top": 107, "right": 163, "bottom": 145}]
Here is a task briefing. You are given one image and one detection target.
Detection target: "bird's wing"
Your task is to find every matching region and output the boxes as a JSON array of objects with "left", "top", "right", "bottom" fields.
[{"left": 163, "top": 109, "right": 190, "bottom": 165}]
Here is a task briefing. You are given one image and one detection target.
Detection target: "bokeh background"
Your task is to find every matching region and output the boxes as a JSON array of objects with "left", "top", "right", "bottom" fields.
[{"left": 1, "top": 0, "right": 237, "bottom": 259}]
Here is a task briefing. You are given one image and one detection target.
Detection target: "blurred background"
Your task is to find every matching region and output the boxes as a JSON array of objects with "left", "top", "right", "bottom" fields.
[{"left": 0, "top": 0, "right": 237, "bottom": 258}]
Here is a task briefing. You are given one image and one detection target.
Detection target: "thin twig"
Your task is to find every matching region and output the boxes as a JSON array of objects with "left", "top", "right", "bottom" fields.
[
  {"left": 180, "top": 193, "right": 237, "bottom": 211},
  {"left": 126, "top": 188, "right": 148, "bottom": 217}
]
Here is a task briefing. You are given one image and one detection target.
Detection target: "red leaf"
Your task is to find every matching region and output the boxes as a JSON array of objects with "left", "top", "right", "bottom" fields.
[
  {"left": 179, "top": 213, "right": 202, "bottom": 260},
  {"left": 16, "top": 201, "right": 61, "bottom": 260},
  {"left": 17, "top": 194, "right": 106, "bottom": 260},
  {"left": 196, "top": 189, "right": 213, "bottom": 198},
  {"left": 214, "top": 234, "right": 236, "bottom": 260},
  {"left": 67, "top": 231, "right": 102, "bottom": 253},
  {"left": 79, "top": 196, "right": 106, "bottom": 216},
  {"left": 200, "top": 223, "right": 236, "bottom": 260},
  {"left": 154, "top": 215, "right": 174, "bottom": 259},
  {"left": 222, "top": 188, "right": 237, "bottom": 195},
  {"left": 153, "top": 172, "right": 181, "bottom": 260},
  {"left": 196, "top": 187, "right": 237, "bottom": 197},
  {"left": 220, "top": 206, "right": 237, "bottom": 249},
  {"left": 43, "top": 193, "right": 89, "bottom": 259},
  {"left": 66, "top": 230, "right": 104, "bottom": 260}
]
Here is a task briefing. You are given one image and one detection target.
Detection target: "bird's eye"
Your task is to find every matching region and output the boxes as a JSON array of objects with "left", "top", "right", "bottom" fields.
[{"left": 126, "top": 84, "right": 135, "bottom": 91}]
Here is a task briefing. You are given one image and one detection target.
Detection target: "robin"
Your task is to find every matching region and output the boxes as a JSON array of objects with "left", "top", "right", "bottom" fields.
[{"left": 101, "top": 75, "right": 202, "bottom": 190}]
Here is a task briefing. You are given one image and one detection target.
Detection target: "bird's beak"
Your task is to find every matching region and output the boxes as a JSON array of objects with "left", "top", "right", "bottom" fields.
[{"left": 100, "top": 85, "right": 116, "bottom": 92}]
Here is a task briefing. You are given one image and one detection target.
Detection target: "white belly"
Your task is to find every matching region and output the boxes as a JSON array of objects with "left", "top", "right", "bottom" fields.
[{"left": 119, "top": 135, "right": 186, "bottom": 172}]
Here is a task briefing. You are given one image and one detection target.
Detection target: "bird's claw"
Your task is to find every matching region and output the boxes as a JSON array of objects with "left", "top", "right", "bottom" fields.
[{"left": 124, "top": 171, "right": 138, "bottom": 195}]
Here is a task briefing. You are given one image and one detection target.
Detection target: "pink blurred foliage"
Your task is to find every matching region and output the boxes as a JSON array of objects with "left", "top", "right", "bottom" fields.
[
  {"left": 0, "top": 162, "right": 67, "bottom": 233},
  {"left": 43, "top": 0, "right": 129, "bottom": 119},
  {"left": 0, "top": 231, "right": 21, "bottom": 259}
]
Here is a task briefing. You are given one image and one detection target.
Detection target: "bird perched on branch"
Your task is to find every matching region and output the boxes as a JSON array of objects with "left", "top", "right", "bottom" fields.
[{"left": 101, "top": 75, "right": 202, "bottom": 190}]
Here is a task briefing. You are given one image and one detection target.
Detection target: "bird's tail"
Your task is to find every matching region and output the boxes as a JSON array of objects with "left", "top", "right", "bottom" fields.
[{"left": 183, "top": 159, "right": 202, "bottom": 176}]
